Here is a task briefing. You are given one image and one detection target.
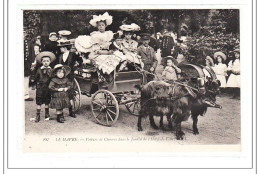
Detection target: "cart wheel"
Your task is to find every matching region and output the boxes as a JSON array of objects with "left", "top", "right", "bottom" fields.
[
  {"left": 72, "top": 78, "right": 81, "bottom": 113},
  {"left": 91, "top": 90, "right": 119, "bottom": 126},
  {"left": 125, "top": 97, "right": 141, "bottom": 116}
]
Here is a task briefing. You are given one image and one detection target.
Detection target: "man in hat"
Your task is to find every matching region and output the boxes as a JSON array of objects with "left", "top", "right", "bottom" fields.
[
  {"left": 160, "top": 30, "right": 174, "bottom": 57},
  {"left": 137, "top": 34, "right": 158, "bottom": 83},
  {"left": 43, "top": 32, "right": 60, "bottom": 64},
  {"left": 57, "top": 39, "right": 83, "bottom": 117},
  {"left": 58, "top": 30, "right": 71, "bottom": 41}
]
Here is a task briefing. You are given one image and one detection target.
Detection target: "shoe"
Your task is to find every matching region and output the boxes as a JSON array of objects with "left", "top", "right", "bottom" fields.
[
  {"left": 25, "top": 97, "right": 34, "bottom": 101},
  {"left": 45, "top": 113, "right": 50, "bottom": 121},
  {"left": 56, "top": 115, "right": 64, "bottom": 123},
  {"left": 69, "top": 112, "right": 76, "bottom": 118},
  {"left": 60, "top": 113, "right": 66, "bottom": 121},
  {"left": 35, "top": 114, "right": 40, "bottom": 123}
]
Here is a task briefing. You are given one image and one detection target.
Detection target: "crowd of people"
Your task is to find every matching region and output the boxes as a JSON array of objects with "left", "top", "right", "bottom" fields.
[{"left": 24, "top": 12, "right": 240, "bottom": 124}]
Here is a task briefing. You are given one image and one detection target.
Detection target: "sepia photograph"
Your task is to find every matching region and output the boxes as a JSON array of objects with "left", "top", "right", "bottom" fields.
[{"left": 22, "top": 9, "right": 242, "bottom": 152}]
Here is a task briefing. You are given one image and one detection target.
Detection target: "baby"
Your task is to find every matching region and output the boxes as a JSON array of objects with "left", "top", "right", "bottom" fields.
[{"left": 162, "top": 56, "right": 181, "bottom": 82}]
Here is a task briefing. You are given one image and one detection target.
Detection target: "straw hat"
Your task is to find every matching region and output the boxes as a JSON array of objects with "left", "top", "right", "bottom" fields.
[
  {"left": 51, "top": 64, "right": 71, "bottom": 77},
  {"left": 58, "top": 30, "right": 71, "bottom": 36},
  {"left": 57, "top": 39, "right": 73, "bottom": 47},
  {"left": 35, "top": 51, "right": 56, "bottom": 64},
  {"left": 213, "top": 51, "right": 227, "bottom": 61},
  {"left": 74, "top": 35, "right": 93, "bottom": 53},
  {"left": 205, "top": 56, "right": 214, "bottom": 66},
  {"left": 49, "top": 32, "right": 57, "bottom": 38},
  {"left": 89, "top": 12, "right": 113, "bottom": 27},
  {"left": 233, "top": 48, "right": 240, "bottom": 53},
  {"left": 120, "top": 23, "right": 140, "bottom": 32}
]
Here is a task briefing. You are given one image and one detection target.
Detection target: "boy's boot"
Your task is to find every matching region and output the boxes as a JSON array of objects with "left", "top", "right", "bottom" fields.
[
  {"left": 56, "top": 114, "right": 64, "bottom": 123},
  {"left": 60, "top": 113, "right": 66, "bottom": 121},
  {"left": 35, "top": 109, "right": 41, "bottom": 123},
  {"left": 45, "top": 108, "right": 50, "bottom": 120},
  {"left": 69, "top": 106, "right": 76, "bottom": 118}
]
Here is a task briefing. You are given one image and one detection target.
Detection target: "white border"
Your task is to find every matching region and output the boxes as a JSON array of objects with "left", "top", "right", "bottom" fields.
[{"left": 4, "top": 0, "right": 256, "bottom": 172}]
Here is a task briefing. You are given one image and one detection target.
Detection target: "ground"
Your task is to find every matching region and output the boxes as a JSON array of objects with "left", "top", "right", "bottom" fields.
[
  {"left": 24, "top": 87, "right": 241, "bottom": 146},
  {"left": 24, "top": 64, "right": 240, "bottom": 152}
]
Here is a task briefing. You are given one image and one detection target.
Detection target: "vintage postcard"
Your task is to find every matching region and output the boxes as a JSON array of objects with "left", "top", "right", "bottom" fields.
[{"left": 4, "top": 0, "right": 255, "bottom": 171}]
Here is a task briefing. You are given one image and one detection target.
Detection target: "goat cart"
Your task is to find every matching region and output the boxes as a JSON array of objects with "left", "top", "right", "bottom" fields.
[{"left": 71, "top": 65, "right": 145, "bottom": 126}]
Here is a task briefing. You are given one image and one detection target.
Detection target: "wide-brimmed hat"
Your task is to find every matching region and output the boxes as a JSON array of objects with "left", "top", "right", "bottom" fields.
[
  {"left": 51, "top": 64, "right": 71, "bottom": 77},
  {"left": 74, "top": 35, "right": 93, "bottom": 53},
  {"left": 213, "top": 51, "right": 227, "bottom": 61},
  {"left": 58, "top": 30, "right": 71, "bottom": 37},
  {"left": 233, "top": 48, "right": 240, "bottom": 53},
  {"left": 57, "top": 39, "right": 73, "bottom": 47},
  {"left": 49, "top": 32, "right": 57, "bottom": 38},
  {"left": 161, "top": 56, "right": 178, "bottom": 66},
  {"left": 120, "top": 23, "right": 140, "bottom": 32},
  {"left": 35, "top": 51, "right": 56, "bottom": 64},
  {"left": 205, "top": 56, "right": 215, "bottom": 66},
  {"left": 89, "top": 12, "right": 113, "bottom": 27}
]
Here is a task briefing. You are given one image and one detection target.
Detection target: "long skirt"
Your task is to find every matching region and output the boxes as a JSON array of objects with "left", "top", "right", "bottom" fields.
[
  {"left": 227, "top": 74, "right": 240, "bottom": 88},
  {"left": 216, "top": 75, "right": 227, "bottom": 88},
  {"left": 50, "top": 91, "right": 71, "bottom": 110}
]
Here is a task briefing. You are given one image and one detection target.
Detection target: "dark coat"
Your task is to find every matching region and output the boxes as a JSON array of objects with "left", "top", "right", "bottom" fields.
[
  {"left": 58, "top": 52, "right": 83, "bottom": 79},
  {"left": 160, "top": 35, "right": 174, "bottom": 57},
  {"left": 137, "top": 45, "right": 158, "bottom": 71}
]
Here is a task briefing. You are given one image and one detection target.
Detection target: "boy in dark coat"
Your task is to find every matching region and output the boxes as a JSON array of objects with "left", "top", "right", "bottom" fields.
[
  {"left": 137, "top": 34, "right": 158, "bottom": 83},
  {"left": 30, "top": 51, "right": 56, "bottom": 122}
]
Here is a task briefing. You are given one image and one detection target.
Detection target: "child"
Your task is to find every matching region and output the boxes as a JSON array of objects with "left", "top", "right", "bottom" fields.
[
  {"left": 212, "top": 52, "right": 227, "bottom": 90},
  {"left": 137, "top": 34, "right": 158, "bottom": 83},
  {"left": 49, "top": 64, "right": 73, "bottom": 123},
  {"left": 30, "top": 51, "right": 56, "bottom": 122},
  {"left": 88, "top": 12, "right": 122, "bottom": 76},
  {"left": 161, "top": 56, "right": 181, "bottom": 82},
  {"left": 109, "top": 33, "right": 123, "bottom": 52},
  {"left": 226, "top": 49, "right": 240, "bottom": 99},
  {"left": 109, "top": 33, "right": 128, "bottom": 71}
]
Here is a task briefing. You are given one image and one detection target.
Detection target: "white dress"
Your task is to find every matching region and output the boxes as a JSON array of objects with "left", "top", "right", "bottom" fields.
[
  {"left": 226, "top": 59, "right": 240, "bottom": 88},
  {"left": 212, "top": 63, "right": 227, "bottom": 88},
  {"left": 88, "top": 31, "right": 123, "bottom": 74}
]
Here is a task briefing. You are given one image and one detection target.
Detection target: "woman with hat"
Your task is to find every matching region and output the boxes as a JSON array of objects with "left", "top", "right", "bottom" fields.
[
  {"left": 57, "top": 39, "right": 82, "bottom": 117},
  {"left": 120, "top": 23, "right": 143, "bottom": 66},
  {"left": 30, "top": 51, "right": 56, "bottom": 122},
  {"left": 48, "top": 64, "right": 73, "bottom": 123},
  {"left": 212, "top": 52, "right": 228, "bottom": 89},
  {"left": 57, "top": 39, "right": 83, "bottom": 79},
  {"left": 226, "top": 48, "right": 240, "bottom": 99}
]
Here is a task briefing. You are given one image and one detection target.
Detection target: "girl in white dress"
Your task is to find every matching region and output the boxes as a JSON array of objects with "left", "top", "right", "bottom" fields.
[
  {"left": 212, "top": 52, "right": 228, "bottom": 90},
  {"left": 75, "top": 12, "right": 122, "bottom": 75},
  {"left": 226, "top": 49, "right": 240, "bottom": 99}
]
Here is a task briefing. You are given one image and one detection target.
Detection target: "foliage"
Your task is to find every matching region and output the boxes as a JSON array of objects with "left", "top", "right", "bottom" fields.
[{"left": 23, "top": 11, "right": 41, "bottom": 40}]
